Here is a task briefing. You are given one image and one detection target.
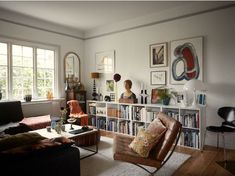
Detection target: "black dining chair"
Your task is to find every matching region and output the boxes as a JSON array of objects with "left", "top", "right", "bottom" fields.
[{"left": 203, "top": 107, "right": 235, "bottom": 161}]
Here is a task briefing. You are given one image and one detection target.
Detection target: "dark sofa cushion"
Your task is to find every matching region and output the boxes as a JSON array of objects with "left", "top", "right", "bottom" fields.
[
  {"left": 0, "top": 101, "right": 24, "bottom": 125},
  {"left": 1, "top": 136, "right": 74, "bottom": 157},
  {"left": 4, "top": 123, "right": 32, "bottom": 135},
  {"left": 0, "top": 132, "right": 45, "bottom": 151}
]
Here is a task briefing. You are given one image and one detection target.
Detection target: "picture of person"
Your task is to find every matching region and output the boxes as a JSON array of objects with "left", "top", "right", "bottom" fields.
[{"left": 106, "top": 80, "right": 114, "bottom": 92}]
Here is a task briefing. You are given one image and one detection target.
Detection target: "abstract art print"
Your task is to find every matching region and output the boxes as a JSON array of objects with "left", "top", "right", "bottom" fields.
[
  {"left": 96, "top": 50, "right": 115, "bottom": 73},
  {"left": 170, "top": 36, "right": 203, "bottom": 84},
  {"left": 150, "top": 42, "right": 167, "bottom": 67},
  {"left": 150, "top": 71, "right": 166, "bottom": 85}
]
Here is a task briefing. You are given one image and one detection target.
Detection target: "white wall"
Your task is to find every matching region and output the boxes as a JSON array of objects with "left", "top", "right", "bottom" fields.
[
  {"left": 0, "top": 19, "right": 84, "bottom": 117},
  {"left": 84, "top": 7, "right": 235, "bottom": 149}
]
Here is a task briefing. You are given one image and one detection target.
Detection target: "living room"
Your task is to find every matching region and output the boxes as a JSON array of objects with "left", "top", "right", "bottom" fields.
[{"left": 0, "top": 1, "right": 235, "bottom": 176}]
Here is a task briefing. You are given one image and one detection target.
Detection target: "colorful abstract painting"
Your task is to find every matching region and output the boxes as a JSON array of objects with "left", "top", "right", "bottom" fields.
[{"left": 170, "top": 37, "right": 203, "bottom": 84}]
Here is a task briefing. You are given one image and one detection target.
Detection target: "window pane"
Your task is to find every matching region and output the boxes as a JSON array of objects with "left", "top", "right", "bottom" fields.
[
  {"left": 12, "top": 45, "right": 22, "bottom": 56},
  {"left": 36, "top": 48, "right": 55, "bottom": 98},
  {"left": 0, "top": 43, "right": 7, "bottom": 55},
  {"left": 0, "top": 66, "right": 7, "bottom": 99},
  {"left": 0, "top": 43, "right": 8, "bottom": 99},
  {"left": 12, "top": 45, "right": 33, "bottom": 99}
]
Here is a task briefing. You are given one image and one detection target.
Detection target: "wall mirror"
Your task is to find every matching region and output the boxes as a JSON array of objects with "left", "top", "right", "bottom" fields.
[{"left": 64, "top": 52, "right": 81, "bottom": 83}]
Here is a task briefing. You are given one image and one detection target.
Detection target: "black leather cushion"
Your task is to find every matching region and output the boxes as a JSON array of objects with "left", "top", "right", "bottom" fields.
[
  {"left": 0, "top": 101, "right": 24, "bottom": 125},
  {"left": 4, "top": 123, "right": 32, "bottom": 135}
]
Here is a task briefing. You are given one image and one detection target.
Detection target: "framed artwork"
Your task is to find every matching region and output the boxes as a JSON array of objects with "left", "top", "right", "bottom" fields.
[
  {"left": 106, "top": 80, "right": 114, "bottom": 92},
  {"left": 151, "top": 88, "right": 166, "bottom": 104},
  {"left": 150, "top": 71, "right": 166, "bottom": 85},
  {"left": 170, "top": 36, "right": 203, "bottom": 84},
  {"left": 95, "top": 50, "right": 115, "bottom": 73},
  {"left": 150, "top": 42, "right": 167, "bottom": 67},
  {"left": 110, "top": 93, "right": 115, "bottom": 102}
]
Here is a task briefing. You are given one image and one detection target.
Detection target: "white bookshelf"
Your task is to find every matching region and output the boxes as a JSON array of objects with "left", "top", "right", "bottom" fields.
[{"left": 87, "top": 100, "right": 205, "bottom": 150}]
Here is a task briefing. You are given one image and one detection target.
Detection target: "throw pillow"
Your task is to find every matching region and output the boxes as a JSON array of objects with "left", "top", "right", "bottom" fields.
[
  {"left": 146, "top": 116, "right": 166, "bottom": 134},
  {"left": 129, "top": 128, "right": 162, "bottom": 158}
]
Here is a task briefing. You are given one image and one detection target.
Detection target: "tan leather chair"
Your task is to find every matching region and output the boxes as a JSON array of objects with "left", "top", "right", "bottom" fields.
[{"left": 113, "top": 112, "right": 182, "bottom": 175}]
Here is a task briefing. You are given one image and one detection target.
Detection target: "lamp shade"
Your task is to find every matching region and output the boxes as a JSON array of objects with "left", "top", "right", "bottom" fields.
[
  {"left": 91, "top": 72, "right": 99, "bottom": 79},
  {"left": 183, "top": 79, "right": 206, "bottom": 91}
]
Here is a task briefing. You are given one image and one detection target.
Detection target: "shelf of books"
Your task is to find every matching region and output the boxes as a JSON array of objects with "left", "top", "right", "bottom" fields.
[{"left": 87, "top": 100, "right": 205, "bottom": 150}]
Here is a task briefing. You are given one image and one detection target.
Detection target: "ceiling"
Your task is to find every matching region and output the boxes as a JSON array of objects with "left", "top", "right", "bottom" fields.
[{"left": 0, "top": 1, "right": 226, "bottom": 32}]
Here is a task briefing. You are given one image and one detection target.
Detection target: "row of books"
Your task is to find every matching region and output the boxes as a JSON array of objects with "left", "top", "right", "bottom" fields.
[
  {"left": 163, "top": 110, "right": 200, "bottom": 129},
  {"left": 107, "top": 120, "right": 118, "bottom": 132},
  {"left": 181, "top": 113, "right": 200, "bottom": 128},
  {"left": 180, "top": 129, "right": 200, "bottom": 149},
  {"left": 97, "top": 117, "right": 106, "bottom": 129},
  {"left": 132, "top": 122, "right": 145, "bottom": 136},
  {"left": 119, "top": 105, "right": 130, "bottom": 120},
  {"left": 89, "top": 115, "right": 96, "bottom": 126},
  {"left": 132, "top": 107, "right": 158, "bottom": 122},
  {"left": 119, "top": 120, "right": 130, "bottom": 134}
]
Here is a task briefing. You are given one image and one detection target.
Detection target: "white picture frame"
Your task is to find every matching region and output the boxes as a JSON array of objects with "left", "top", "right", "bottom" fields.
[
  {"left": 150, "top": 71, "right": 166, "bottom": 85},
  {"left": 150, "top": 42, "right": 167, "bottom": 67},
  {"left": 95, "top": 50, "right": 115, "bottom": 73},
  {"left": 170, "top": 36, "right": 203, "bottom": 84}
]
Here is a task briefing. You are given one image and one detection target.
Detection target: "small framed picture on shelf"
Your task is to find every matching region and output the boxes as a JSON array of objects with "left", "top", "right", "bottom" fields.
[
  {"left": 151, "top": 88, "right": 163, "bottom": 104},
  {"left": 197, "top": 93, "right": 206, "bottom": 106},
  {"left": 150, "top": 42, "right": 167, "bottom": 67},
  {"left": 110, "top": 93, "right": 115, "bottom": 102},
  {"left": 150, "top": 71, "right": 166, "bottom": 85}
]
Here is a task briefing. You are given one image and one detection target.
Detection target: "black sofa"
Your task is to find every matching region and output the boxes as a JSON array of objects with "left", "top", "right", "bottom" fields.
[{"left": 0, "top": 101, "right": 81, "bottom": 176}]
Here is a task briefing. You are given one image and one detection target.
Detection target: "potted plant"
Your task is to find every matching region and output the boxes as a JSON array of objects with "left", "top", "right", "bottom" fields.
[{"left": 158, "top": 89, "right": 172, "bottom": 105}]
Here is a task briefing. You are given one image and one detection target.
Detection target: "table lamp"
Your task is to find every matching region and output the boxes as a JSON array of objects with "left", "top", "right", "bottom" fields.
[
  {"left": 183, "top": 79, "right": 206, "bottom": 107},
  {"left": 91, "top": 72, "right": 99, "bottom": 100}
]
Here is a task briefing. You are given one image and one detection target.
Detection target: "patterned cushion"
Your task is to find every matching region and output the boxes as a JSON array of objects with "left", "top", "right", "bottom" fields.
[{"left": 129, "top": 117, "right": 166, "bottom": 158}]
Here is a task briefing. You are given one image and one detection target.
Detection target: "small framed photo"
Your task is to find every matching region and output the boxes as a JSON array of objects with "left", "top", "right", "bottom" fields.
[
  {"left": 106, "top": 80, "right": 114, "bottom": 92},
  {"left": 110, "top": 93, "right": 115, "bottom": 102},
  {"left": 151, "top": 88, "right": 166, "bottom": 104},
  {"left": 150, "top": 71, "right": 166, "bottom": 85},
  {"left": 150, "top": 42, "right": 167, "bottom": 67}
]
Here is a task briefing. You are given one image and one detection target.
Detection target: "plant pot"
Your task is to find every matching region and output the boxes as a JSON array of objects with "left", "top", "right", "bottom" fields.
[{"left": 162, "top": 97, "right": 171, "bottom": 105}]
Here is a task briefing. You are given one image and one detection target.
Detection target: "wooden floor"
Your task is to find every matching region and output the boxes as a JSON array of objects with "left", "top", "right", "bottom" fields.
[
  {"left": 101, "top": 131, "right": 235, "bottom": 176},
  {"left": 173, "top": 145, "right": 235, "bottom": 176}
]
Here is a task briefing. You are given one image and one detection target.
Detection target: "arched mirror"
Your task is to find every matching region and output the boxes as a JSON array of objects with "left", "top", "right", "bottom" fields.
[{"left": 64, "top": 52, "right": 81, "bottom": 83}]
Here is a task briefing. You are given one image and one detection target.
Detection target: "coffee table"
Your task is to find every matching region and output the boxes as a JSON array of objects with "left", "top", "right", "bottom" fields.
[{"left": 32, "top": 124, "right": 99, "bottom": 160}]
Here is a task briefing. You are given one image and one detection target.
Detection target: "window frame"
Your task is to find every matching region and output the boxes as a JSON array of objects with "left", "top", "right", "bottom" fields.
[{"left": 0, "top": 37, "right": 59, "bottom": 100}]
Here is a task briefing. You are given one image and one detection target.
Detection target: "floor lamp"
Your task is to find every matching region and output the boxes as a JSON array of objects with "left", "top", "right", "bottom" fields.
[
  {"left": 91, "top": 72, "right": 99, "bottom": 100},
  {"left": 183, "top": 79, "right": 206, "bottom": 107}
]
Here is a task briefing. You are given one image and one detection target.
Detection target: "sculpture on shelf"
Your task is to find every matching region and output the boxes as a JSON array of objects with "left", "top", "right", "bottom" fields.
[
  {"left": 91, "top": 72, "right": 99, "bottom": 100},
  {"left": 119, "top": 79, "right": 137, "bottom": 103},
  {"left": 139, "top": 83, "right": 148, "bottom": 104}
]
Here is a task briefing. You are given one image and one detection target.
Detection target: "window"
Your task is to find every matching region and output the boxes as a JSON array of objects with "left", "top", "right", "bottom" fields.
[
  {"left": 0, "top": 40, "right": 57, "bottom": 101},
  {"left": 0, "top": 42, "right": 8, "bottom": 100},
  {"left": 37, "top": 48, "right": 54, "bottom": 98}
]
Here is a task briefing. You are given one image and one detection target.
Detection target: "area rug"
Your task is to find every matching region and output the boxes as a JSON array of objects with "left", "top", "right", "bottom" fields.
[{"left": 80, "top": 136, "right": 191, "bottom": 176}]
